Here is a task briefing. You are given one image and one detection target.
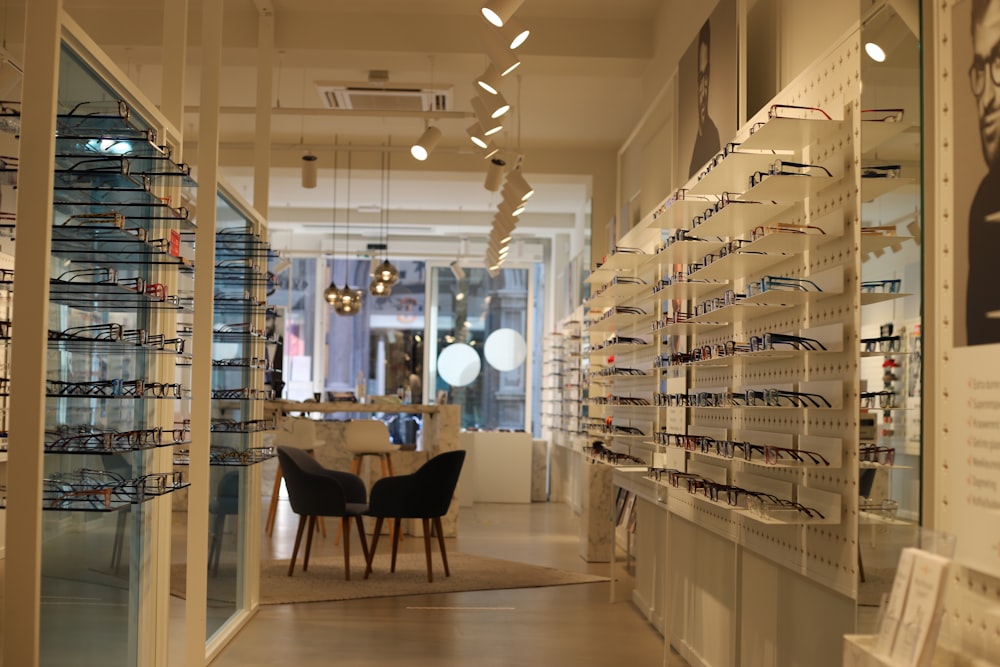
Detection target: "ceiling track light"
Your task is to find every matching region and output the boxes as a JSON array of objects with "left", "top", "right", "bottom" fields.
[
  {"left": 484, "top": 156, "right": 506, "bottom": 192},
  {"left": 301, "top": 152, "right": 318, "bottom": 189},
  {"left": 475, "top": 64, "right": 502, "bottom": 95},
  {"left": 466, "top": 122, "right": 489, "bottom": 149},
  {"left": 478, "top": 87, "right": 511, "bottom": 118},
  {"left": 410, "top": 125, "right": 442, "bottom": 161},
  {"left": 497, "top": 198, "right": 523, "bottom": 219},
  {"left": 470, "top": 97, "right": 504, "bottom": 135},
  {"left": 481, "top": 0, "right": 524, "bottom": 27},
  {"left": 499, "top": 18, "right": 530, "bottom": 49},
  {"left": 483, "top": 27, "right": 521, "bottom": 76},
  {"left": 506, "top": 168, "right": 534, "bottom": 201},
  {"left": 477, "top": 141, "right": 501, "bottom": 159}
]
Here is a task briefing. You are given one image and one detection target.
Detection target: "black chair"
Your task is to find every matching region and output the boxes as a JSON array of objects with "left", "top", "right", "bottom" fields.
[
  {"left": 364, "top": 450, "right": 466, "bottom": 582},
  {"left": 277, "top": 446, "right": 369, "bottom": 580}
]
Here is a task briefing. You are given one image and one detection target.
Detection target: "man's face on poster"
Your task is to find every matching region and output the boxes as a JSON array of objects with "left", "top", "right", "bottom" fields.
[
  {"left": 973, "top": 0, "right": 1000, "bottom": 168},
  {"left": 697, "top": 40, "right": 710, "bottom": 124}
]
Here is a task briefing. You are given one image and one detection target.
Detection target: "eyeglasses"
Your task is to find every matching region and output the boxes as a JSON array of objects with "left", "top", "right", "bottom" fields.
[
  {"left": 697, "top": 142, "right": 742, "bottom": 181},
  {"left": 210, "top": 387, "right": 276, "bottom": 400},
  {"left": 749, "top": 223, "right": 826, "bottom": 241},
  {"left": 861, "top": 335, "right": 901, "bottom": 353},
  {"left": 214, "top": 322, "right": 266, "bottom": 338},
  {"left": 748, "top": 275, "right": 823, "bottom": 295},
  {"left": 861, "top": 108, "right": 904, "bottom": 123},
  {"left": 745, "top": 388, "right": 832, "bottom": 408},
  {"left": 208, "top": 445, "right": 276, "bottom": 465},
  {"left": 48, "top": 323, "right": 124, "bottom": 342},
  {"left": 46, "top": 378, "right": 144, "bottom": 398},
  {"left": 970, "top": 41, "right": 1000, "bottom": 96},
  {"left": 44, "top": 427, "right": 164, "bottom": 452},
  {"left": 749, "top": 160, "right": 833, "bottom": 189},
  {"left": 860, "top": 498, "right": 899, "bottom": 518},
  {"left": 762, "top": 445, "right": 830, "bottom": 466},
  {"left": 861, "top": 390, "right": 896, "bottom": 409},
  {"left": 747, "top": 495, "right": 825, "bottom": 521},
  {"left": 861, "top": 279, "right": 901, "bottom": 294},
  {"left": 211, "top": 418, "right": 276, "bottom": 433},
  {"left": 749, "top": 332, "right": 828, "bottom": 352},
  {"left": 862, "top": 164, "right": 901, "bottom": 179},
  {"left": 213, "top": 356, "right": 273, "bottom": 370},
  {"left": 860, "top": 445, "right": 895, "bottom": 466}
]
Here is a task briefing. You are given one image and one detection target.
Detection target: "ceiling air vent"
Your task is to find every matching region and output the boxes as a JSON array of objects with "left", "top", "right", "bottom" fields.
[{"left": 316, "top": 82, "right": 452, "bottom": 113}]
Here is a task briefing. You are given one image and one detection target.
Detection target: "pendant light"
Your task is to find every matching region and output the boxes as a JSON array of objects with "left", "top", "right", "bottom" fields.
[
  {"left": 374, "top": 147, "right": 399, "bottom": 287},
  {"left": 369, "top": 145, "right": 397, "bottom": 297},
  {"left": 323, "top": 148, "right": 343, "bottom": 307},
  {"left": 335, "top": 150, "right": 363, "bottom": 316}
]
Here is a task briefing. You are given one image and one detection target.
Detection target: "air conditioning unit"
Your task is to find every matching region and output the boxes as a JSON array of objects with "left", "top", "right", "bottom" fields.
[{"left": 316, "top": 81, "right": 452, "bottom": 113}]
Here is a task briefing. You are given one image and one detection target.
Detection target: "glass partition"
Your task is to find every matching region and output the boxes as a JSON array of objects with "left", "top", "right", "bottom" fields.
[
  {"left": 856, "top": 1, "right": 923, "bottom": 629},
  {"left": 428, "top": 265, "right": 533, "bottom": 430}
]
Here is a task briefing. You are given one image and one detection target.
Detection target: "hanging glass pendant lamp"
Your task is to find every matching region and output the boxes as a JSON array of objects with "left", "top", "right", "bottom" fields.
[
  {"left": 324, "top": 150, "right": 343, "bottom": 306},
  {"left": 369, "top": 145, "right": 398, "bottom": 295},
  {"left": 335, "top": 149, "right": 362, "bottom": 316}
]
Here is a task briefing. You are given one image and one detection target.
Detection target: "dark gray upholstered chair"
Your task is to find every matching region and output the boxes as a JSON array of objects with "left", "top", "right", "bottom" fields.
[
  {"left": 277, "top": 446, "right": 369, "bottom": 580},
  {"left": 363, "top": 450, "right": 466, "bottom": 582}
]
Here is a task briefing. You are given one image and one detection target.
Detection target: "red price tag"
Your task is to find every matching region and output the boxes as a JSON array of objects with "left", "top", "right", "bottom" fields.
[{"left": 169, "top": 229, "right": 180, "bottom": 257}]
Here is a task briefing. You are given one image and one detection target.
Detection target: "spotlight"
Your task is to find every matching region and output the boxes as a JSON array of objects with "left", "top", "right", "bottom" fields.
[
  {"left": 301, "top": 152, "right": 318, "bottom": 189},
  {"left": 477, "top": 141, "right": 501, "bottom": 159},
  {"left": 478, "top": 88, "right": 510, "bottom": 118},
  {"left": 499, "top": 18, "right": 530, "bottom": 49},
  {"left": 410, "top": 125, "right": 442, "bottom": 161},
  {"left": 475, "top": 64, "right": 502, "bottom": 95},
  {"left": 466, "top": 122, "right": 489, "bottom": 149},
  {"left": 497, "top": 197, "right": 524, "bottom": 219},
  {"left": 506, "top": 169, "right": 534, "bottom": 201},
  {"left": 864, "top": 42, "right": 886, "bottom": 62},
  {"left": 481, "top": 0, "right": 524, "bottom": 27},
  {"left": 450, "top": 260, "right": 466, "bottom": 280},
  {"left": 470, "top": 97, "right": 504, "bottom": 135},
  {"left": 483, "top": 28, "right": 521, "bottom": 76},
  {"left": 484, "top": 157, "right": 506, "bottom": 192}
]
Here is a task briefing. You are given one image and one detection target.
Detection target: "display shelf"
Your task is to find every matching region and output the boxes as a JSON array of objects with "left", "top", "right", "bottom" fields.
[
  {"left": 592, "top": 249, "right": 650, "bottom": 275},
  {"left": 689, "top": 301, "right": 789, "bottom": 324},
  {"left": 860, "top": 119, "right": 913, "bottom": 156},
  {"left": 687, "top": 200, "right": 798, "bottom": 239},
  {"left": 648, "top": 189, "right": 716, "bottom": 231},
  {"left": 587, "top": 311, "right": 655, "bottom": 334},
  {"left": 53, "top": 199, "right": 193, "bottom": 225},
  {"left": 742, "top": 171, "right": 837, "bottom": 201},
  {"left": 688, "top": 151, "right": 779, "bottom": 196},
  {"left": 860, "top": 292, "right": 911, "bottom": 306},
  {"left": 742, "top": 115, "right": 847, "bottom": 153},
  {"left": 587, "top": 280, "right": 649, "bottom": 307},
  {"left": 650, "top": 238, "right": 727, "bottom": 265},
  {"left": 861, "top": 233, "right": 911, "bottom": 255},
  {"left": 652, "top": 320, "right": 728, "bottom": 335},
  {"left": 651, "top": 280, "right": 729, "bottom": 304},
  {"left": 861, "top": 176, "right": 916, "bottom": 202},
  {"left": 739, "top": 227, "right": 839, "bottom": 255},
  {"left": 741, "top": 288, "right": 833, "bottom": 307},
  {"left": 686, "top": 251, "right": 790, "bottom": 282}
]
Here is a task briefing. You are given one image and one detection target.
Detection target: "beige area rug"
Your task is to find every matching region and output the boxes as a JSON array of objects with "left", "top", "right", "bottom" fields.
[{"left": 173, "top": 552, "right": 608, "bottom": 605}]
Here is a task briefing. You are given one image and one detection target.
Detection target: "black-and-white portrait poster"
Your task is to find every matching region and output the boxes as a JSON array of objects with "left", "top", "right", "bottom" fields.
[
  {"left": 955, "top": 0, "right": 1000, "bottom": 346},
  {"left": 678, "top": 0, "right": 739, "bottom": 182}
]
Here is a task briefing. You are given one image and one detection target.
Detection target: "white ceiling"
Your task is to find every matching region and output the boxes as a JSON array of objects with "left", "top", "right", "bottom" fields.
[{"left": 31, "top": 0, "right": 667, "bottom": 259}]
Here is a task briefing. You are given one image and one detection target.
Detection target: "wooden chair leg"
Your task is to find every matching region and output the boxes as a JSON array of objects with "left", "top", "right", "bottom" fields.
[
  {"left": 380, "top": 455, "right": 389, "bottom": 479},
  {"left": 421, "top": 517, "right": 433, "bottom": 583},
  {"left": 365, "top": 517, "right": 384, "bottom": 579},
  {"left": 342, "top": 516, "right": 351, "bottom": 580},
  {"left": 390, "top": 518, "right": 402, "bottom": 573},
  {"left": 433, "top": 517, "right": 450, "bottom": 577},
  {"left": 265, "top": 464, "right": 283, "bottom": 536},
  {"left": 354, "top": 514, "right": 369, "bottom": 563},
  {"left": 303, "top": 515, "right": 317, "bottom": 572},
  {"left": 288, "top": 515, "right": 307, "bottom": 576},
  {"left": 385, "top": 454, "right": 394, "bottom": 476}
]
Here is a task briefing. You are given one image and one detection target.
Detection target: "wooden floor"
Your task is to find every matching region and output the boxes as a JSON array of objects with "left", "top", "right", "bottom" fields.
[{"left": 208, "top": 500, "right": 683, "bottom": 667}]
